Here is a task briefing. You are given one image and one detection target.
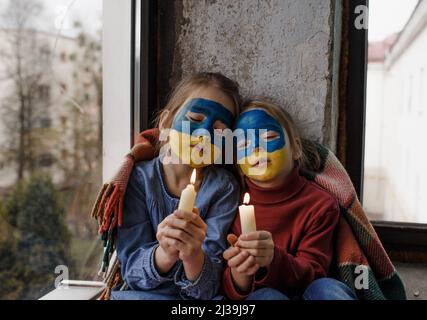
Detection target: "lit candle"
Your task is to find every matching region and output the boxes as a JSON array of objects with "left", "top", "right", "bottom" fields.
[
  {"left": 178, "top": 169, "right": 197, "bottom": 213},
  {"left": 239, "top": 193, "right": 256, "bottom": 234}
]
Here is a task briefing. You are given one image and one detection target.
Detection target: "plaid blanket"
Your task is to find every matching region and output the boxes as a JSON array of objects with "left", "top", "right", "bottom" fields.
[
  {"left": 91, "top": 129, "right": 406, "bottom": 300},
  {"left": 300, "top": 142, "right": 406, "bottom": 300}
]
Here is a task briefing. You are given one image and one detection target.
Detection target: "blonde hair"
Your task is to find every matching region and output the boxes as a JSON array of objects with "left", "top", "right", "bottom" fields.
[
  {"left": 154, "top": 72, "right": 242, "bottom": 131},
  {"left": 241, "top": 97, "right": 320, "bottom": 171}
]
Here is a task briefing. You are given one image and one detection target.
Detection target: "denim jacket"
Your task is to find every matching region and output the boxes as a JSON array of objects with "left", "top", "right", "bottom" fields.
[{"left": 116, "top": 157, "right": 240, "bottom": 300}]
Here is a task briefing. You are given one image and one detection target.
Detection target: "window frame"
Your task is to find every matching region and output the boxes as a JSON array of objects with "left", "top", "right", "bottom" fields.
[
  {"left": 103, "top": 0, "right": 156, "bottom": 176},
  {"left": 102, "top": 0, "right": 133, "bottom": 182},
  {"left": 131, "top": 0, "right": 158, "bottom": 145},
  {"left": 345, "top": 0, "right": 427, "bottom": 256}
]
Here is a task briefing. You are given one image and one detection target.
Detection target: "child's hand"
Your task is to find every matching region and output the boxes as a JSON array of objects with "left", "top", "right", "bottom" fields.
[
  {"left": 223, "top": 234, "right": 260, "bottom": 276},
  {"left": 162, "top": 208, "right": 207, "bottom": 262},
  {"left": 223, "top": 233, "right": 258, "bottom": 293},
  {"left": 156, "top": 215, "right": 180, "bottom": 261},
  {"left": 236, "top": 231, "right": 275, "bottom": 268}
]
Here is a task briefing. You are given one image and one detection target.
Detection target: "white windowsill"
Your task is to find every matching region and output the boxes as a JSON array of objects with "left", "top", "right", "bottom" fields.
[{"left": 39, "top": 280, "right": 106, "bottom": 300}]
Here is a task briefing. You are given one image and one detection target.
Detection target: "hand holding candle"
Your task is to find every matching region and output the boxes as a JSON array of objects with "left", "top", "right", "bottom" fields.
[
  {"left": 178, "top": 169, "right": 197, "bottom": 213},
  {"left": 236, "top": 194, "right": 273, "bottom": 268},
  {"left": 223, "top": 193, "right": 259, "bottom": 282},
  {"left": 239, "top": 193, "right": 256, "bottom": 234}
]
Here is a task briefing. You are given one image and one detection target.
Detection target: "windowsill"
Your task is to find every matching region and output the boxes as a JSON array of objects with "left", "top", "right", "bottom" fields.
[{"left": 373, "top": 221, "right": 427, "bottom": 255}]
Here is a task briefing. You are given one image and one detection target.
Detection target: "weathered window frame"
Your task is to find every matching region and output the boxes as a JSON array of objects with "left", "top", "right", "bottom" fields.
[
  {"left": 102, "top": 0, "right": 133, "bottom": 182},
  {"left": 131, "top": 0, "right": 158, "bottom": 145}
]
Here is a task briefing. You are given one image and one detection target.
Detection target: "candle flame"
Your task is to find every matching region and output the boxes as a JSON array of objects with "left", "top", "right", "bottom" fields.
[
  {"left": 243, "top": 192, "right": 250, "bottom": 205},
  {"left": 190, "top": 169, "right": 197, "bottom": 185}
]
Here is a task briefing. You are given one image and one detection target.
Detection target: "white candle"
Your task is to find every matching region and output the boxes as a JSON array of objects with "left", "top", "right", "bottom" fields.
[
  {"left": 239, "top": 193, "right": 256, "bottom": 234},
  {"left": 178, "top": 169, "right": 197, "bottom": 213}
]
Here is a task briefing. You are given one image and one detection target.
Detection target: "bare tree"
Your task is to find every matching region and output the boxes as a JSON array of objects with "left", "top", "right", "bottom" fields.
[
  {"left": 0, "top": 0, "right": 47, "bottom": 182},
  {"left": 56, "top": 20, "right": 102, "bottom": 184},
  {"left": 74, "top": 21, "right": 103, "bottom": 156},
  {"left": 51, "top": 20, "right": 103, "bottom": 240}
]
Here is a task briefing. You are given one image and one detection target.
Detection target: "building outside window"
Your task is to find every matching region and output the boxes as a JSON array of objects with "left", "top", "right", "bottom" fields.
[
  {"left": 37, "top": 85, "right": 51, "bottom": 104},
  {"left": 39, "top": 45, "right": 51, "bottom": 66},
  {"left": 364, "top": 0, "right": 427, "bottom": 224},
  {"left": 39, "top": 117, "right": 52, "bottom": 129}
]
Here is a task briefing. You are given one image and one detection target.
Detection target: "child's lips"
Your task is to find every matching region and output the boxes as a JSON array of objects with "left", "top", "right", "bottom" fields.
[
  {"left": 190, "top": 144, "right": 205, "bottom": 153},
  {"left": 251, "top": 158, "right": 270, "bottom": 168}
]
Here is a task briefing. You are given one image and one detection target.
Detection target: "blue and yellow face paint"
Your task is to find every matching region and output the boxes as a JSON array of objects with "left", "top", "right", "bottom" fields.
[
  {"left": 169, "top": 98, "right": 234, "bottom": 168},
  {"left": 236, "top": 109, "right": 289, "bottom": 181}
]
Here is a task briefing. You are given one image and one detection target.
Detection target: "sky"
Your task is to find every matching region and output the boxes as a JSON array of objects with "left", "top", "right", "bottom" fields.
[
  {"left": 368, "top": 0, "right": 419, "bottom": 42},
  {"left": 0, "top": 0, "right": 102, "bottom": 37},
  {"left": 44, "top": 0, "right": 102, "bottom": 37}
]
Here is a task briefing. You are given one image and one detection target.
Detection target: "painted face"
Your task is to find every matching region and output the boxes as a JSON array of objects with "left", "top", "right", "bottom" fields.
[
  {"left": 169, "top": 98, "right": 234, "bottom": 168},
  {"left": 236, "top": 109, "right": 289, "bottom": 181}
]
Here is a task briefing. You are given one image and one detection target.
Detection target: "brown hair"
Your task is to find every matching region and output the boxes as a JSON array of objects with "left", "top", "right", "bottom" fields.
[
  {"left": 240, "top": 97, "right": 321, "bottom": 171},
  {"left": 154, "top": 72, "right": 242, "bottom": 131}
]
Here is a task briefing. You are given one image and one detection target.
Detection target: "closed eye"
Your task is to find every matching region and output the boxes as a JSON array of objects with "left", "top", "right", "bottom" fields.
[
  {"left": 261, "top": 130, "right": 280, "bottom": 142},
  {"left": 186, "top": 111, "right": 205, "bottom": 123}
]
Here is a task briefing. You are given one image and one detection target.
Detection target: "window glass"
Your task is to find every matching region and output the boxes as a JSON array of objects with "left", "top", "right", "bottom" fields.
[
  {"left": 0, "top": 0, "right": 103, "bottom": 299},
  {"left": 364, "top": 0, "right": 426, "bottom": 224}
]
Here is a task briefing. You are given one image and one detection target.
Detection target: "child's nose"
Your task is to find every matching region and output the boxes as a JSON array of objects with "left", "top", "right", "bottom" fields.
[
  {"left": 253, "top": 146, "right": 266, "bottom": 154},
  {"left": 197, "top": 135, "right": 205, "bottom": 144},
  {"left": 253, "top": 134, "right": 267, "bottom": 151}
]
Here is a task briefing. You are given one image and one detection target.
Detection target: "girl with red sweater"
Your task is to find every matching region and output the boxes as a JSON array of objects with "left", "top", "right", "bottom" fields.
[{"left": 222, "top": 99, "right": 357, "bottom": 300}]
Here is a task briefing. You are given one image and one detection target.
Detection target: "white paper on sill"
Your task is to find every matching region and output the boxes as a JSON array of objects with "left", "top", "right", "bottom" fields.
[{"left": 39, "top": 281, "right": 106, "bottom": 300}]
